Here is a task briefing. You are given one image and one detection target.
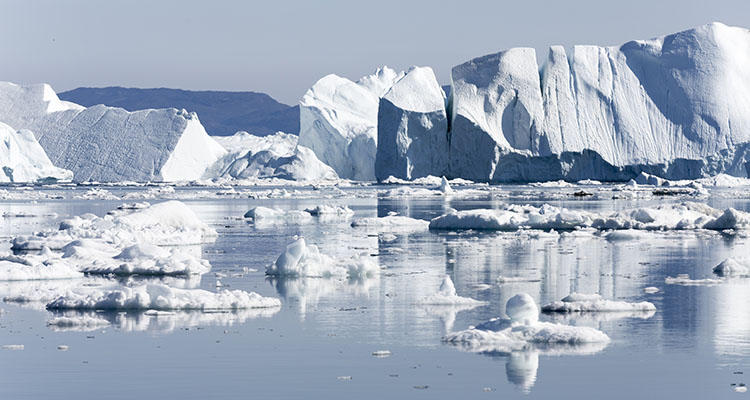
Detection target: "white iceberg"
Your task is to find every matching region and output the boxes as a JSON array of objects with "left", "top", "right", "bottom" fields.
[
  {"left": 0, "top": 81, "right": 226, "bottom": 182},
  {"left": 0, "top": 121, "right": 72, "bottom": 182},
  {"left": 299, "top": 67, "right": 404, "bottom": 180},
  {"left": 375, "top": 66, "right": 449, "bottom": 181}
]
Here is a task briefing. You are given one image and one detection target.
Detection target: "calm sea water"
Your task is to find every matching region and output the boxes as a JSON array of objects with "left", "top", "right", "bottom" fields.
[{"left": 0, "top": 185, "right": 747, "bottom": 399}]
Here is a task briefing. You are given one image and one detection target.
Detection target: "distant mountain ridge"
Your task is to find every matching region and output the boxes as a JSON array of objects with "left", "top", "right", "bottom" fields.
[{"left": 58, "top": 87, "right": 299, "bottom": 136}]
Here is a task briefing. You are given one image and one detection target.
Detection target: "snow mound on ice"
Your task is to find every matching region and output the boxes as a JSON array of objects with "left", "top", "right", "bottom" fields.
[
  {"left": 45, "top": 283, "right": 281, "bottom": 311},
  {"left": 0, "top": 81, "right": 226, "bottom": 182},
  {"left": 541, "top": 293, "right": 656, "bottom": 313},
  {"left": 416, "top": 276, "right": 486, "bottom": 306},
  {"left": 299, "top": 67, "right": 404, "bottom": 180},
  {"left": 0, "top": 121, "right": 72, "bottom": 182}
]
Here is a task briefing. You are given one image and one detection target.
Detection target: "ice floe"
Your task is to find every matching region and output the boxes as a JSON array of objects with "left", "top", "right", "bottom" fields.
[
  {"left": 351, "top": 215, "right": 429, "bottom": 232},
  {"left": 713, "top": 258, "right": 750, "bottom": 277},
  {"left": 429, "top": 202, "right": 750, "bottom": 231},
  {"left": 45, "top": 283, "right": 281, "bottom": 311},
  {"left": 443, "top": 294, "right": 610, "bottom": 353}
]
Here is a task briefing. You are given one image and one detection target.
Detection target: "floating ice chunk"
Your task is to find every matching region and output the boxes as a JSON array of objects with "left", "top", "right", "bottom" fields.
[
  {"left": 70, "top": 242, "right": 211, "bottom": 276},
  {"left": 713, "top": 258, "right": 750, "bottom": 277},
  {"left": 304, "top": 205, "right": 354, "bottom": 218},
  {"left": 0, "top": 252, "right": 82, "bottom": 281},
  {"left": 644, "top": 287, "right": 660, "bottom": 294},
  {"left": 665, "top": 274, "right": 724, "bottom": 286},
  {"left": 45, "top": 284, "right": 281, "bottom": 311},
  {"left": 429, "top": 202, "right": 750, "bottom": 231},
  {"left": 12, "top": 200, "right": 217, "bottom": 250},
  {"left": 371, "top": 350, "right": 392, "bottom": 357},
  {"left": 444, "top": 293, "right": 609, "bottom": 353},
  {"left": 351, "top": 215, "right": 429, "bottom": 232},
  {"left": 266, "top": 238, "right": 379, "bottom": 279},
  {"left": 541, "top": 293, "right": 656, "bottom": 313},
  {"left": 244, "top": 206, "right": 314, "bottom": 223},
  {"left": 416, "top": 276, "right": 486, "bottom": 306},
  {"left": 1, "top": 344, "right": 24, "bottom": 350}
]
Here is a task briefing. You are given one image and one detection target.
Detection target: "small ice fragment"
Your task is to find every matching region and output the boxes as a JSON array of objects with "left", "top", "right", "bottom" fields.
[
  {"left": 337, "top": 376, "right": 352, "bottom": 381},
  {"left": 2, "top": 344, "right": 24, "bottom": 350},
  {"left": 372, "top": 350, "right": 391, "bottom": 357},
  {"left": 644, "top": 287, "right": 659, "bottom": 294},
  {"left": 57, "top": 345, "right": 69, "bottom": 351}
]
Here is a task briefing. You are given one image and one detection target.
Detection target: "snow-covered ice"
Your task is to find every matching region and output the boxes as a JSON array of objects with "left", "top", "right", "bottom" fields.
[{"left": 713, "top": 258, "right": 750, "bottom": 277}]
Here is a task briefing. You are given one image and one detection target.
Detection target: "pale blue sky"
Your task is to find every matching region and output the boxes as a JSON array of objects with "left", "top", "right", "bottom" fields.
[{"left": 1, "top": 0, "right": 748, "bottom": 104}]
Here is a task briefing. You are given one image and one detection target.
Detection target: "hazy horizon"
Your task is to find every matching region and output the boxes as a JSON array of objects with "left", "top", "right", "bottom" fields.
[{"left": 2, "top": 0, "right": 749, "bottom": 104}]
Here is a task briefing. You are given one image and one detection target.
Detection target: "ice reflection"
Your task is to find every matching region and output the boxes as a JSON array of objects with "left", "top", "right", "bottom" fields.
[
  {"left": 269, "top": 275, "right": 379, "bottom": 320},
  {"left": 45, "top": 308, "right": 279, "bottom": 333},
  {"left": 713, "top": 279, "right": 750, "bottom": 357}
]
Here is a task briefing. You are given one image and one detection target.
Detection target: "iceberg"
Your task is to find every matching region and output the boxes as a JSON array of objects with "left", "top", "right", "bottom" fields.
[
  {"left": 0, "top": 121, "right": 72, "bottom": 182},
  {"left": 375, "top": 67, "right": 449, "bottom": 181},
  {"left": 206, "top": 131, "right": 338, "bottom": 181},
  {"left": 416, "top": 276, "right": 486, "bottom": 306},
  {"left": 0, "top": 82, "right": 227, "bottom": 182},
  {"left": 298, "top": 67, "right": 404, "bottom": 180}
]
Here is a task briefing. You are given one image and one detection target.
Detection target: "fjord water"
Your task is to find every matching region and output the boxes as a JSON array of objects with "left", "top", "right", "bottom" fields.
[{"left": 0, "top": 185, "right": 747, "bottom": 399}]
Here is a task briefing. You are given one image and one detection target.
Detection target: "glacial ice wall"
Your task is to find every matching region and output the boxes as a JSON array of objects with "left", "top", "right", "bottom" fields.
[{"left": 370, "top": 22, "right": 750, "bottom": 183}]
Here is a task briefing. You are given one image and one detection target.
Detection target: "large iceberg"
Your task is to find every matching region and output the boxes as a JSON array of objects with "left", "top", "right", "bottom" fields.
[
  {"left": 205, "top": 131, "right": 338, "bottom": 181},
  {"left": 298, "top": 67, "right": 404, "bottom": 180},
  {"left": 0, "top": 121, "right": 72, "bottom": 182},
  {"left": 375, "top": 66, "right": 449, "bottom": 181},
  {"left": 446, "top": 22, "right": 750, "bottom": 182},
  {"left": 0, "top": 82, "right": 227, "bottom": 182}
]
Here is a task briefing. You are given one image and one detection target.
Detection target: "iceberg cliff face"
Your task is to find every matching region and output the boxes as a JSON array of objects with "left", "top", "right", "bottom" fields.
[
  {"left": 298, "top": 67, "right": 403, "bottom": 180},
  {"left": 0, "top": 82, "right": 226, "bottom": 182},
  {"left": 447, "top": 22, "right": 750, "bottom": 182},
  {"left": 0, "top": 121, "right": 73, "bottom": 183},
  {"left": 375, "top": 66, "right": 449, "bottom": 181}
]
